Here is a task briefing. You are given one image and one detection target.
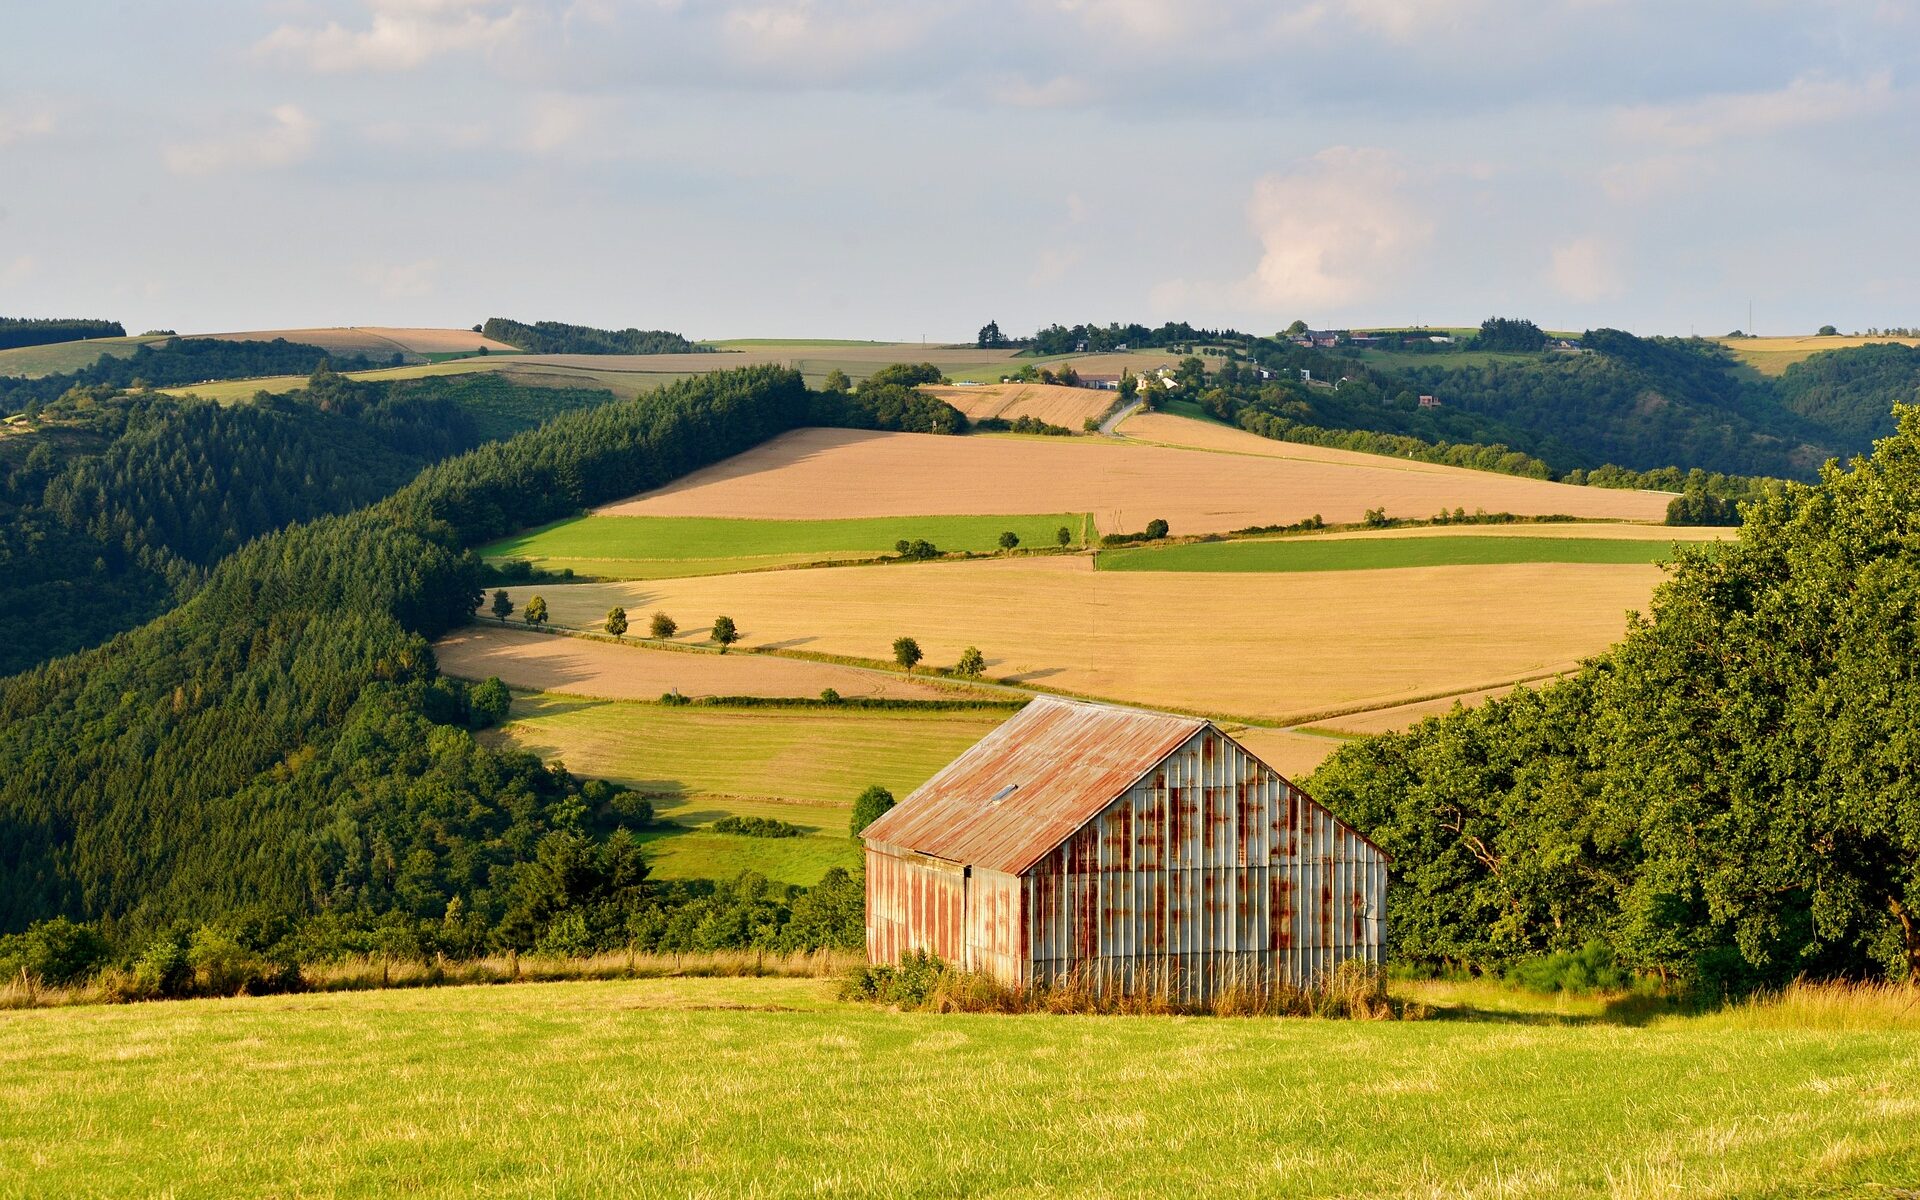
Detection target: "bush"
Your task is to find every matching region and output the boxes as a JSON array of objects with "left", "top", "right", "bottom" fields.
[
  {"left": 850, "top": 785, "right": 895, "bottom": 835},
  {"left": 1504, "top": 940, "right": 1635, "bottom": 994},
  {"left": 660, "top": 690, "right": 690, "bottom": 706},
  {"left": 188, "top": 926, "right": 294, "bottom": 996},
  {"left": 712, "top": 815, "right": 804, "bottom": 839},
  {"left": 1144, "top": 518, "right": 1169, "bottom": 539},
  {"left": 893, "top": 539, "right": 940, "bottom": 561},
  {"left": 131, "top": 929, "right": 193, "bottom": 998},
  {"left": 649, "top": 611, "right": 677, "bottom": 639},
  {"left": 0, "top": 917, "right": 110, "bottom": 986},
  {"left": 819, "top": 688, "right": 842, "bottom": 704},
  {"left": 840, "top": 950, "right": 951, "bottom": 1006},
  {"left": 1363, "top": 507, "right": 1391, "bottom": 528}
]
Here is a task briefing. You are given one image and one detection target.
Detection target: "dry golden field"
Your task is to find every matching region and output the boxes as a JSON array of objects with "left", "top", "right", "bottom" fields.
[
  {"left": 1225, "top": 726, "right": 1357, "bottom": 779},
  {"left": 493, "top": 555, "right": 1662, "bottom": 724},
  {"left": 594, "top": 427, "right": 1675, "bottom": 534},
  {"left": 1714, "top": 333, "right": 1920, "bottom": 376},
  {"left": 194, "top": 326, "right": 519, "bottom": 357},
  {"left": 434, "top": 625, "right": 994, "bottom": 702},
  {"left": 924, "top": 383, "right": 1118, "bottom": 427}
]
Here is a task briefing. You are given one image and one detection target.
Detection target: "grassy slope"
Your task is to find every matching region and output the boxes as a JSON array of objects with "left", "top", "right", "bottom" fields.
[
  {"left": 3, "top": 976, "right": 1915, "bottom": 1198},
  {"left": 0, "top": 335, "right": 167, "bottom": 378},
  {"left": 1098, "top": 534, "right": 1692, "bottom": 573},
  {"left": 483, "top": 513, "right": 1088, "bottom": 578},
  {"left": 492, "top": 694, "right": 1006, "bottom": 883}
]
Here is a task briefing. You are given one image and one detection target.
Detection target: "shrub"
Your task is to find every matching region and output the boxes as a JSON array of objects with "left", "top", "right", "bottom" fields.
[
  {"left": 1144, "top": 518, "right": 1169, "bottom": 539},
  {"left": 1363, "top": 507, "right": 1390, "bottom": 528},
  {"left": 819, "top": 687, "right": 842, "bottom": 704},
  {"left": 1504, "top": 940, "right": 1635, "bottom": 994},
  {"left": 998, "top": 530, "right": 1020, "bottom": 550},
  {"left": 660, "top": 690, "right": 691, "bottom": 706},
  {"left": 649, "top": 611, "right": 677, "bottom": 639},
  {"left": 131, "top": 929, "right": 193, "bottom": 998},
  {"left": 712, "top": 815, "right": 804, "bottom": 839},
  {"left": 0, "top": 917, "right": 110, "bottom": 986},
  {"left": 1056, "top": 525, "right": 1073, "bottom": 546},
  {"left": 893, "top": 539, "right": 940, "bottom": 561}
]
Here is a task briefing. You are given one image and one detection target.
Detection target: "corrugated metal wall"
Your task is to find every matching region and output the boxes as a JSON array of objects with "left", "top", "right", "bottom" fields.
[
  {"left": 864, "top": 846, "right": 966, "bottom": 966},
  {"left": 1018, "top": 729, "right": 1387, "bottom": 1002}
]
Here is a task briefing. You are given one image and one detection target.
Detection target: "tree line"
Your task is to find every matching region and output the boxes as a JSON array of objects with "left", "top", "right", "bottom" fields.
[
  {"left": 0, "top": 317, "right": 126, "bottom": 350},
  {"left": 479, "top": 318, "right": 713, "bottom": 356},
  {"left": 1309, "top": 405, "right": 1920, "bottom": 990},
  {"left": 0, "top": 337, "right": 391, "bottom": 416}
]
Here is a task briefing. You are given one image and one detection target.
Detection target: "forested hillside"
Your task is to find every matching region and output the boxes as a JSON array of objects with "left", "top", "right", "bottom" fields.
[
  {"left": 480, "top": 317, "right": 712, "bottom": 356},
  {"left": 0, "top": 317, "right": 125, "bottom": 350},
  {"left": 1310, "top": 407, "right": 1920, "bottom": 988},
  {"left": 0, "top": 369, "right": 610, "bottom": 675},
  {"left": 0, "top": 366, "right": 833, "bottom": 966},
  {"left": 0, "top": 337, "right": 390, "bottom": 415},
  {"left": 1776, "top": 342, "right": 1920, "bottom": 449}
]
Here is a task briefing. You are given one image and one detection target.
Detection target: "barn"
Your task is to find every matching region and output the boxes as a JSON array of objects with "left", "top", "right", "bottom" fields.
[{"left": 860, "top": 697, "right": 1389, "bottom": 1002}]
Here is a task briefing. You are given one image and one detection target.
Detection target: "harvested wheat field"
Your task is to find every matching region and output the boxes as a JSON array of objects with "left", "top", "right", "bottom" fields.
[
  {"left": 1715, "top": 333, "right": 1920, "bottom": 375},
  {"left": 925, "top": 383, "right": 1117, "bottom": 427},
  {"left": 434, "top": 624, "right": 993, "bottom": 702},
  {"left": 596, "top": 428, "right": 1673, "bottom": 534},
  {"left": 499, "top": 555, "right": 1662, "bottom": 724},
  {"left": 1223, "top": 726, "right": 1355, "bottom": 779},
  {"left": 195, "top": 326, "right": 518, "bottom": 357}
]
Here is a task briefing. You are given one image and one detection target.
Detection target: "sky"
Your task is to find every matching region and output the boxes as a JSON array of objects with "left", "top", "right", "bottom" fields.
[{"left": 1, "top": 0, "right": 1916, "bottom": 342}]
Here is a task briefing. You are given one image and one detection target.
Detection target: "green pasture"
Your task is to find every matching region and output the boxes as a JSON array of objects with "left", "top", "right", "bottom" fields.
[
  {"left": 482, "top": 513, "right": 1089, "bottom": 579},
  {"left": 3, "top": 974, "right": 1915, "bottom": 1198},
  {"left": 0, "top": 335, "right": 167, "bottom": 379},
  {"left": 1098, "top": 534, "right": 1689, "bottom": 573},
  {"left": 491, "top": 694, "right": 1007, "bottom": 884}
]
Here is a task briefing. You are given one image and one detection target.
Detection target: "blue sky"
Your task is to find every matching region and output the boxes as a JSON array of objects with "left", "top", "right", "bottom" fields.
[{"left": 1, "top": 1, "right": 1915, "bottom": 340}]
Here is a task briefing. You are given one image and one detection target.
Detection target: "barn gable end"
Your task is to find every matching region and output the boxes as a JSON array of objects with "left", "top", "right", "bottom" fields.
[{"left": 863, "top": 697, "right": 1388, "bottom": 1001}]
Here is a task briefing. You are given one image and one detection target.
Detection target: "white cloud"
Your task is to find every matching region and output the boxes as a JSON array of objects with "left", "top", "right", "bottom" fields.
[
  {"left": 719, "top": 1, "right": 935, "bottom": 71},
  {"left": 1613, "top": 72, "right": 1896, "bottom": 148},
  {"left": 164, "top": 106, "right": 317, "bottom": 176},
  {"left": 255, "top": 0, "right": 529, "bottom": 72},
  {"left": 0, "top": 107, "right": 54, "bottom": 148},
  {"left": 992, "top": 74, "right": 1098, "bottom": 109},
  {"left": 1242, "top": 147, "right": 1433, "bottom": 310},
  {"left": 1548, "top": 235, "right": 1623, "bottom": 301},
  {"left": 358, "top": 258, "right": 438, "bottom": 298}
]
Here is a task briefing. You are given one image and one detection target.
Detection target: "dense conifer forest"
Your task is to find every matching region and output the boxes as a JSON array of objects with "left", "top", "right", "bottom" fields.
[
  {"left": 0, "top": 366, "right": 873, "bottom": 984},
  {"left": 0, "top": 317, "right": 125, "bottom": 349},
  {"left": 479, "top": 317, "right": 712, "bottom": 356}
]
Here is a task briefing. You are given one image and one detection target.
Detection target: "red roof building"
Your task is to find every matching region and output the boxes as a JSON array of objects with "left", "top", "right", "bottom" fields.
[{"left": 861, "top": 697, "right": 1389, "bottom": 1000}]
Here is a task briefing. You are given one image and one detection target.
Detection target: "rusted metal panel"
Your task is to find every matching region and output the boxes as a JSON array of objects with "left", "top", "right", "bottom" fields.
[
  {"left": 864, "top": 846, "right": 966, "bottom": 966},
  {"left": 861, "top": 697, "right": 1206, "bottom": 876},
  {"left": 1018, "top": 727, "right": 1389, "bottom": 1002}
]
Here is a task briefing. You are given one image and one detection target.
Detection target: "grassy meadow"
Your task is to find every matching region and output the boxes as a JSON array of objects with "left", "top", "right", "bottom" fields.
[
  {"left": 1098, "top": 533, "right": 1694, "bottom": 573},
  {"left": 481, "top": 512, "right": 1088, "bottom": 579},
  {"left": 3, "top": 974, "right": 1917, "bottom": 1198},
  {"left": 1714, "top": 332, "right": 1920, "bottom": 376},
  {"left": 491, "top": 693, "right": 1007, "bottom": 883},
  {"left": 0, "top": 334, "right": 166, "bottom": 378}
]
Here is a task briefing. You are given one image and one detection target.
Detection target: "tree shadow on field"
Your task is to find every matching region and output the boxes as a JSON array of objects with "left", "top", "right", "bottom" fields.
[
  {"left": 758, "top": 637, "right": 819, "bottom": 651},
  {"left": 1003, "top": 667, "right": 1068, "bottom": 683},
  {"left": 1418, "top": 991, "right": 1678, "bottom": 1028}
]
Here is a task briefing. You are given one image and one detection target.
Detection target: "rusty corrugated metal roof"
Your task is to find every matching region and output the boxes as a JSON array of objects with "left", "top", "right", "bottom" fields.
[{"left": 860, "top": 696, "right": 1206, "bottom": 876}]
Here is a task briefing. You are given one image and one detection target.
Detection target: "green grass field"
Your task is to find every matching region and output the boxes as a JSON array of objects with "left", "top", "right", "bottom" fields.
[
  {"left": 1098, "top": 534, "right": 1689, "bottom": 573},
  {"left": 482, "top": 513, "right": 1088, "bottom": 579},
  {"left": 491, "top": 694, "right": 1008, "bottom": 883},
  {"left": 0, "top": 335, "right": 167, "bottom": 378},
  {"left": 3, "top": 975, "right": 1915, "bottom": 1198}
]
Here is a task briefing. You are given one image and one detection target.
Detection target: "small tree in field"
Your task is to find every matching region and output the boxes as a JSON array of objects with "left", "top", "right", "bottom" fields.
[
  {"left": 955, "top": 646, "right": 986, "bottom": 677},
  {"left": 893, "top": 636, "right": 923, "bottom": 675},
  {"left": 490, "top": 589, "right": 513, "bottom": 622},
  {"left": 1056, "top": 525, "right": 1073, "bottom": 547},
  {"left": 605, "top": 606, "right": 628, "bottom": 638},
  {"left": 998, "top": 530, "right": 1020, "bottom": 552},
  {"left": 850, "top": 785, "right": 896, "bottom": 836},
  {"left": 650, "top": 611, "right": 677, "bottom": 640},
  {"left": 823, "top": 368, "right": 851, "bottom": 393},
  {"left": 1144, "top": 518, "right": 1169, "bottom": 540},
  {"left": 524, "top": 595, "right": 549, "bottom": 626},
  {"left": 712, "top": 615, "right": 739, "bottom": 652}
]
